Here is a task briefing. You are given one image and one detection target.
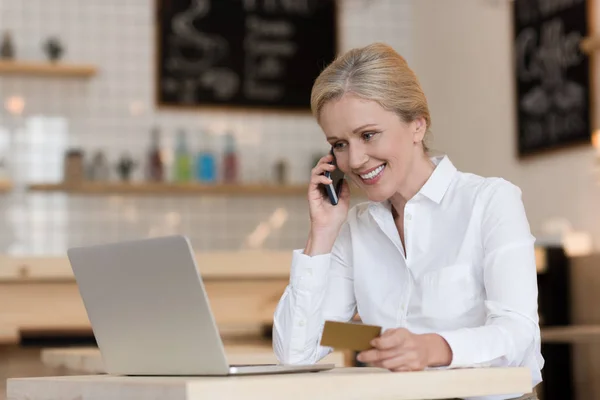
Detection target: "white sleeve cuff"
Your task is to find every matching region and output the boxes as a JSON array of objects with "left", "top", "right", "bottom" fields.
[
  {"left": 290, "top": 249, "right": 332, "bottom": 291},
  {"left": 437, "top": 330, "right": 471, "bottom": 368},
  {"left": 437, "top": 330, "right": 485, "bottom": 369}
]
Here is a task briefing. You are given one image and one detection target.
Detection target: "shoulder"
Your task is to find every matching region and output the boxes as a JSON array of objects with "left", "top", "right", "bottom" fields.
[
  {"left": 445, "top": 169, "right": 528, "bottom": 226},
  {"left": 452, "top": 170, "right": 523, "bottom": 205},
  {"left": 453, "top": 171, "right": 530, "bottom": 233}
]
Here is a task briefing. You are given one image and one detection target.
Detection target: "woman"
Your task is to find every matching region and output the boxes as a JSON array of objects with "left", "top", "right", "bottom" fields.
[{"left": 272, "top": 42, "right": 543, "bottom": 400}]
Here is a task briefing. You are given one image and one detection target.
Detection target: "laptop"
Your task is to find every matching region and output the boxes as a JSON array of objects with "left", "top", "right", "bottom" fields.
[{"left": 67, "top": 235, "right": 335, "bottom": 376}]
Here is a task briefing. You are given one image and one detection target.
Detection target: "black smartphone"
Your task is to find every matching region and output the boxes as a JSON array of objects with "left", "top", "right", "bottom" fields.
[{"left": 321, "top": 147, "right": 345, "bottom": 205}]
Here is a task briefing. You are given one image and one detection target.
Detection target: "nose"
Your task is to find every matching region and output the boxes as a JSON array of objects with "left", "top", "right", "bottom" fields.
[{"left": 348, "top": 144, "right": 369, "bottom": 171}]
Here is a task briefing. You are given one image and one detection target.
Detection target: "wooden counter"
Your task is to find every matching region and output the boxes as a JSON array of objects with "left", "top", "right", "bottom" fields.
[
  {"left": 40, "top": 346, "right": 350, "bottom": 373},
  {"left": 557, "top": 254, "right": 600, "bottom": 400},
  {"left": 0, "top": 326, "right": 18, "bottom": 345},
  {"left": 0, "top": 251, "right": 292, "bottom": 281},
  {"left": 7, "top": 367, "right": 532, "bottom": 400},
  {"left": 0, "top": 247, "right": 549, "bottom": 342},
  {"left": 542, "top": 325, "right": 600, "bottom": 343},
  {"left": 0, "top": 251, "right": 293, "bottom": 342}
]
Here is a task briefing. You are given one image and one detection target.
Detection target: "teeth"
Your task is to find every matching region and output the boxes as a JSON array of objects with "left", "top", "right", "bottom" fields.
[{"left": 360, "top": 164, "right": 385, "bottom": 180}]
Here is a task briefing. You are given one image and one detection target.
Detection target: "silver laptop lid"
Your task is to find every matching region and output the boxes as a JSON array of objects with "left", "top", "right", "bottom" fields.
[{"left": 68, "top": 235, "right": 230, "bottom": 375}]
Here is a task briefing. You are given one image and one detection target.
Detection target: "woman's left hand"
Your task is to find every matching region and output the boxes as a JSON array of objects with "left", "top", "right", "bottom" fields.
[{"left": 356, "top": 328, "right": 452, "bottom": 372}]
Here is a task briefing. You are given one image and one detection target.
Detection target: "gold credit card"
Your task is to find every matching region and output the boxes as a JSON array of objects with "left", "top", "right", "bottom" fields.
[{"left": 319, "top": 320, "right": 382, "bottom": 351}]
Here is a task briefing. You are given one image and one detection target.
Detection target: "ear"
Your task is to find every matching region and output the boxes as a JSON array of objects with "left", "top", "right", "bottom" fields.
[{"left": 412, "top": 117, "right": 427, "bottom": 144}]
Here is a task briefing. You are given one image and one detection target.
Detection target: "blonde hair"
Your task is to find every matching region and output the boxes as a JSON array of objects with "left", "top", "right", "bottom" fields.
[{"left": 310, "top": 42, "right": 432, "bottom": 151}]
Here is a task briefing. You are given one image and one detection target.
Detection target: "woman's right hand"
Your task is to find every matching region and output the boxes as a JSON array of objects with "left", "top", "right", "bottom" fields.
[{"left": 305, "top": 154, "right": 351, "bottom": 255}]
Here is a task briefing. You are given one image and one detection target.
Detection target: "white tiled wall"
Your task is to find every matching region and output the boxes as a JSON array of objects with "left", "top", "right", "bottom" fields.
[{"left": 0, "top": 0, "right": 413, "bottom": 255}]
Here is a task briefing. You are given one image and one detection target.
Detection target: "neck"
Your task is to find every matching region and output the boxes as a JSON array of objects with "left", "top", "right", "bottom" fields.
[{"left": 388, "top": 151, "right": 435, "bottom": 213}]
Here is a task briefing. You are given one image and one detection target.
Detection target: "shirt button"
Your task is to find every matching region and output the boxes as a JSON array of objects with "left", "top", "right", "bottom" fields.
[
  {"left": 306, "top": 268, "right": 313, "bottom": 276},
  {"left": 298, "top": 319, "right": 306, "bottom": 327},
  {"left": 406, "top": 214, "right": 412, "bottom": 221}
]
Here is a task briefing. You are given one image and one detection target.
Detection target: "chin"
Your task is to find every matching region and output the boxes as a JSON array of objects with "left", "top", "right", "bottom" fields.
[
  {"left": 353, "top": 177, "right": 393, "bottom": 203},
  {"left": 364, "top": 188, "right": 393, "bottom": 203}
]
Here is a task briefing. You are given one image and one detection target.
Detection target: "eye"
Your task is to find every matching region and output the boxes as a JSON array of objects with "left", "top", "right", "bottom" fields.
[
  {"left": 362, "top": 131, "right": 379, "bottom": 141},
  {"left": 333, "top": 142, "right": 347, "bottom": 150}
]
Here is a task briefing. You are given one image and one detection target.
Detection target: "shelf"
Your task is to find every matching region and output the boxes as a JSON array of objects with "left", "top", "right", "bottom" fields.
[
  {"left": 27, "top": 182, "right": 310, "bottom": 196},
  {"left": 0, "top": 60, "right": 97, "bottom": 78}
]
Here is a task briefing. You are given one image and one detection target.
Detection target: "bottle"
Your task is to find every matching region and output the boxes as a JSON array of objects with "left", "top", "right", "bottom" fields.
[
  {"left": 88, "top": 150, "right": 110, "bottom": 181},
  {"left": 147, "top": 127, "right": 164, "bottom": 182},
  {"left": 0, "top": 31, "right": 15, "bottom": 59},
  {"left": 222, "top": 131, "right": 238, "bottom": 184},
  {"left": 274, "top": 159, "right": 288, "bottom": 184},
  {"left": 174, "top": 129, "right": 192, "bottom": 182},
  {"left": 195, "top": 130, "right": 216, "bottom": 183},
  {"left": 0, "top": 157, "right": 8, "bottom": 182},
  {"left": 63, "top": 149, "right": 85, "bottom": 183}
]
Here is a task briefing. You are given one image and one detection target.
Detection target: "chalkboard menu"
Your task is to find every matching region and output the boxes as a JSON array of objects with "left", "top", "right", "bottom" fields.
[
  {"left": 513, "top": 0, "right": 592, "bottom": 156},
  {"left": 156, "top": 0, "right": 337, "bottom": 110}
]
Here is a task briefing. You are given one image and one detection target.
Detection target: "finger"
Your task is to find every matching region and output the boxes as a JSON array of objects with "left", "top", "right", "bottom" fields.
[
  {"left": 320, "top": 153, "right": 334, "bottom": 163},
  {"left": 381, "top": 328, "right": 397, "bottom": 337},
  {"left": 357, "top": 347, "right": 402, "bottom": 363},
  {"left": 311, "top": 162, "right": 335, "bottom": 177},
  {"left": 372, "top": 353, "right": 415, "bottom": 371},
  {"left": 372, "top": 330, "right": 408, "bottom": 350},
  {"left": 309, "top": 175, "right": 333, "bottom": 188},
  {"left": 308, "top": 177, "right": 333, "bottom": 202},
  {"left": 313, "top": 154, "right": 334, "bottom": 169}
]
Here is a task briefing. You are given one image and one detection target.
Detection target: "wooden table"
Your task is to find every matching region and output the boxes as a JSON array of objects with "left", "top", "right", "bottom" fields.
[
  {"left": 40, "top": 346, "right": 350, "bottom": 373},
  {"left": 7, "top": 366, "right": 531, "bottom": 400}
]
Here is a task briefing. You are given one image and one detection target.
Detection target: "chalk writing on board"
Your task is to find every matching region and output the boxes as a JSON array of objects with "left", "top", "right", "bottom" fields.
[
  {"left": 244, "top": 16, "right": 296, "bottom": 101},
  {"left": 157, "top": 0, "right": 337, "bottom": 109},
  {"left": 513, "top": 0, "right": 590, "bottom": 155},
  {"left": 242, "top": 0, "right": 320, "bottom": 15},
  {"left": 516, "top": 19, "right": 585, "bottom": 147},
  {"left": 161, "top": 0, "right": 239, "bottom": 103}
]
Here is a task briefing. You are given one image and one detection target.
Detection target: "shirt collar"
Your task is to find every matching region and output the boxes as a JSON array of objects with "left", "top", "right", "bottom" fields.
[
  {"left": 418, "top": 155, "right": 457, "bottom": 204},
  {"left": 367, "top": 155, "right": 457, "bottom": 213}
]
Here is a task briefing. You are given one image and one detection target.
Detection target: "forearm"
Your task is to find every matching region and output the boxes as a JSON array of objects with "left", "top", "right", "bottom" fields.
[
  {"left": 273, "top": 248, "right": 356, "bottom": 365},
  {"left": 272, "top": 285, "right": 331, "bottom": 365}
]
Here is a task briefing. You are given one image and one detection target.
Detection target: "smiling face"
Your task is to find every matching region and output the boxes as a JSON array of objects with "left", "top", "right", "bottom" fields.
[{"left": 320, "top": 93, "right": 427, "bottom": 202}]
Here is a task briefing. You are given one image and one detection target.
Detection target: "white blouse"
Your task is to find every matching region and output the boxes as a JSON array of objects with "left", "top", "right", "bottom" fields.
[{"left": 272, "top": 155, "right": 543, "bottom": 400}]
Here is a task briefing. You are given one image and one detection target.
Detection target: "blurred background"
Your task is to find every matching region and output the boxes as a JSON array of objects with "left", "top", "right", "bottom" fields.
[{"left": 0, "top": 0, "right": 599, "bottom": 399}]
